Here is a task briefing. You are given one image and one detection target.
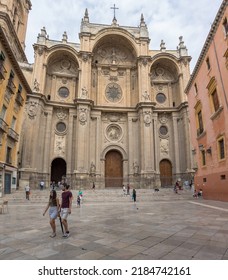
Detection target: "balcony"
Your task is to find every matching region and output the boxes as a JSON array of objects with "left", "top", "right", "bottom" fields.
[
  {"left": 0, "top": 64, "right": 7, "bottom": 80},
  {"left": 7, "top": 128, "right": 19, "bottom": 142},
  {"left": 6, "top": 80, "right": 16, "bottom": 95},
  {"left": 15, "top": 92, "right": 24, "bottom": 106},
  {"left": 0, "top": 118, "right": 8, "bottom": 133}
]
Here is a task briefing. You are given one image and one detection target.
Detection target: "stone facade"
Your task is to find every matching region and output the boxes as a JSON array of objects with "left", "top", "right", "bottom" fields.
[{"left": 20, "top": 11, "right": 192, "bottom": 189}]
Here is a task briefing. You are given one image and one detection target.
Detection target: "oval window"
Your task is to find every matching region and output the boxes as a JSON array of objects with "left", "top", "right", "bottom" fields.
[
  {"left": 58, "top": 87, "right": 69, "bottom": 98},
  {"left": 159, "top": 125, "right": 168, "bottom": 135},
  {"left": 156, "top": 93, "right": 166, "bottom": 103},
  {"left": 56, "top": 122, "right": 66, "bottom": 133}
]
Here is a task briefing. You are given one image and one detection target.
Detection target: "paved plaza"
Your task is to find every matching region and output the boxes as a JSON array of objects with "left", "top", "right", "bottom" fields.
[{"left": 1, "top": 188, "right": 228, "bottom": 260}]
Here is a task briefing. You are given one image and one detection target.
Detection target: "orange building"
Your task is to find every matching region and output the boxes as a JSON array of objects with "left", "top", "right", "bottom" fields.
[{"left": 185, "top": 0, "right": 228, "bottom": 201}]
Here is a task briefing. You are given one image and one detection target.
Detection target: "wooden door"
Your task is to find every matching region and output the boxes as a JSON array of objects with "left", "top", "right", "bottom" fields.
[
  {"left": 105, "top": 150, "right": 123, "bottom": 188},
  {"left": 159, "top": 159, "right": 172, "bottom": 187}
]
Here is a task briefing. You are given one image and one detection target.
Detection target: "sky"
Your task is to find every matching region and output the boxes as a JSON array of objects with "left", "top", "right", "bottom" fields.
[{"left": 25, "top": 0, "right": 223, "bottom": 72}]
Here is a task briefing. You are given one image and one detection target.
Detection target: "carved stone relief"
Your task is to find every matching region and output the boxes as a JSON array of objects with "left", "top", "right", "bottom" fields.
[
  {"left": 27, "top": 101, "right": 39, "bottom": 119},
  {"left": 150, "top": 66, "right": 174, "bottom": 82},
  {"left": 56, "top": 107, "right": 68, "bottom": 120},
  {"left": 106, "top": 124, "right": 122, "bottom": 142},
  {"left": 54, "top": 135, "right": 65, "bottom": 156},
  {"left": 79, "top": 108, "right": 87, "bottom": 125},
  {"left": 143, "top": 111, "right": 151, "bottom": 126},
  {"left": 160, "top": 138, "right": 169, "bottom": 155}
]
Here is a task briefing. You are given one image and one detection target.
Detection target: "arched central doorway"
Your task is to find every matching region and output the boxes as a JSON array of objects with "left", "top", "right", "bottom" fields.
[
  {"left": 51, "top": 158, "right": 67, "bottom": 183},
  {"left": 105, "top": 150, "right": 123, "bottom": 188},
  {"left": 159, "top": 159, "right": 172, "bottom": 187}
]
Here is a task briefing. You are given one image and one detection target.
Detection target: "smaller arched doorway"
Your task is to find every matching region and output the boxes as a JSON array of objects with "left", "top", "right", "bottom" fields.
[
  {"left": 159, "top": 159, "right": 172, "bottom": 187},
  {"left": 105, "top": 150, "right": 123, "bottom": 188},
  {"left": 51, "top": 158, "right": 67, "bottom": 183}
]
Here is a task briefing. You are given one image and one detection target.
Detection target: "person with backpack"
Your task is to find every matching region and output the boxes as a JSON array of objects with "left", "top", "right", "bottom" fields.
[{"left": 43, "top": 189, "right": 60, "bottom": 237}]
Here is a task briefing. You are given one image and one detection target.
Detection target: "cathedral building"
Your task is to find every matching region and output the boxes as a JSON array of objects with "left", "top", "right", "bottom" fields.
[{"left": 19, "top": 9, "right": 192, "bottom": 189}]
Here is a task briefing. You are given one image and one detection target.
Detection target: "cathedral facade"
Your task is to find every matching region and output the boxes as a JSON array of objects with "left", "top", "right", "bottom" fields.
[{"left": 20, "top": 10, "right": 192, "bottom": 189}]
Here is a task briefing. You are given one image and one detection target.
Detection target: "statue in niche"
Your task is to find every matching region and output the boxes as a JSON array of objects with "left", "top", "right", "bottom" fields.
[
  {"left": 33, "top": 79, "right": 40, "bottom": 92},
  {"left": 142, "top": 90, "right": 150, "bottom": 101},
  {"left": 133, "top": 161, "right": 139, "bottom": 174},
  {"left": 81, "top": 87, "right": 88, "bottom": 99},
  {"left": 90, "top": 162, "right": 96, "bottom": 174}
]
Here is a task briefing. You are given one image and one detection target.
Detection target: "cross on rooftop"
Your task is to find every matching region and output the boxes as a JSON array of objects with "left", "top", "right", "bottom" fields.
[{"left": 110, "top": 4, "right": 119, "bottom": 20}]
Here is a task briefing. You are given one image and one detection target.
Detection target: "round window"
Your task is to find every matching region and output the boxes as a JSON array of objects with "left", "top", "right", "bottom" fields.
[
  {"left": 58, "top": 87, "right": 69, "bottom": 98},
  {"left": 159, "top": 125, "right": 168, "bottom": 135},
  {"left": 56, "top": 122, "right": 66, "bottom": 133},
  {"left": 156, "top": 93, "right": 166, "bottom": 103}
]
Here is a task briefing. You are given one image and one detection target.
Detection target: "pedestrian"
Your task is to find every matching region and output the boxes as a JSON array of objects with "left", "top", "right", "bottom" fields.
[
  {"left": 127, "top": 184, "right": 130, "bottom": 195},
  {"left": 122, "top": 185, "right": 126, "bottom": 196},
  {"left": 92, "top": 181, "right": 95, "bottom": 191},
  {"left": 76, "top": 195, "right": 81, "bottom": 207},
  {"left": 132, "top": 188, "right": 136, "bottom": 202},
  {"left": 43, "top": 189, "right": 60, "bottom": 238},
  {"left": 78, "top": 189, "right": 83, "bottom": 203},
  {"left": 25, "top": 184, "right": 30, "bottom": 200},
  {"left": 60, "top": 184, "right": 73, "bottom": 238},
  {"left": 40, "top": 180, "right": 44, "bottom": 190}
]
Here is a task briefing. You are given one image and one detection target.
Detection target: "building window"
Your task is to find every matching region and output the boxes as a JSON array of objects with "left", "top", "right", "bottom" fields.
[
  {"left": 197, "top": 110, "right": 204, "bottom": 136},
  {"left": 156, "top": 93, "right": 166, "bottom": 103},
  {"left": 6, "top": 146, "right": 12, "bottom": 164},
  {"left": 201, "top": 150, "right": 206, "bottom": 166},
  {"left": 194, "top": 83, "right": 198, "bottom": 95},
  {"left": 159, "top": 125, "right": 168, "bottom": 136},
  {"left": 207, "top": 77, "right": 221, "bottom": 114},
  {"left": 58, "top": 87, "right": 69, "bottom": 98},
  {"left": 0, "top": 51, "right": 7, "bottom": 80},
  {"left": 11, "top": 117, "right": 16, "bottom": 130},
  {"left": 0, "top": 105, "right": 7, "bottom": 119},
  {"left": 194, "top": 101, "right": 204, "bottom": 137},
  {"left": 218, "top": 137, "right": 225, "bottom": 160},
  {"left": 56, "top": 122, "right": 66, "bottom": 133},
  {"left": 224, "top": 48, "right": 228, "bottom": 70},
  {"left": 206, "top": 57, "right": 211, "bottom": 70},
  {"left": 223, "top": 17, "right": 228, "bottom": 37},
  {"left": 221, "top": 175, "right": 226, "bottom": 180},
  {"left": 203, "top": 178, "right": 207, "bottom": 183},
  {"left": 211, "top": 88, "right": 220, "bottom": 112},
  {"left": 15, "top": 84, "right": 24, "bottom": 106}
]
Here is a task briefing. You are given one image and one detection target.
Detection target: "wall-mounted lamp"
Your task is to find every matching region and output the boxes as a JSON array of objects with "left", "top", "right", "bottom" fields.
[
  {"left": 206, "top": 147, "right": 212, "bottom": 154},
  {"left": 198, "top": 144, "right": 204, "bottom": 151}
]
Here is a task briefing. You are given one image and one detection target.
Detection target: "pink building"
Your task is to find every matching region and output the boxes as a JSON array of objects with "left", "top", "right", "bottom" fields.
[{"left": 185, "top": 0, "right": 228, "bottom": 201}]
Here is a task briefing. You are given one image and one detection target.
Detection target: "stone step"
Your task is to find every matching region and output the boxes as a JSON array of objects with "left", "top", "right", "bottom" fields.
[{"left": 3, "top": 188, "right": 193, "bottom": 204}]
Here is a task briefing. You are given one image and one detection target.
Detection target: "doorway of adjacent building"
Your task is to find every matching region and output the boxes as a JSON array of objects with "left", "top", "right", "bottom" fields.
[
  {"left": 51, "top": 158, "right": 67, "bottom": 184},
  {"left": 159, "top": 159, "right": 172, "bottom": 187},
  {"left": 105, "top": 150, "right": 123, "bottom": 188},
  {"left": 4, "top": 173, "right": 11, "bottom": 194}
]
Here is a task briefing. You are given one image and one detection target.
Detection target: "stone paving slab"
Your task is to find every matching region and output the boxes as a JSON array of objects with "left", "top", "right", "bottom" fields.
[{"left": 1, "top": 189, "right": 228, "bottom": 260}]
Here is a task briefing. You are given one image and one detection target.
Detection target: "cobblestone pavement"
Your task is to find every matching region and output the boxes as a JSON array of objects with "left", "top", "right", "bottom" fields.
[{"left": 1, "top": 188, "right": 228, "bottom": 260}]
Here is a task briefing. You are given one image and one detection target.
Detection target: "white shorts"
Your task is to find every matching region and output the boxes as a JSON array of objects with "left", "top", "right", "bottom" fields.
[{"left": 60, "top": 208, "right": 69, "bottom": 220}]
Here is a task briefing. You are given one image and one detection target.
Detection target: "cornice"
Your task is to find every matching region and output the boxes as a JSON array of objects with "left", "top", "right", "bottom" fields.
[
  {"left": 0, "top": 11, "right": 27, "bottom": 62},
  {"left": 185, "top": 0, "right": 227, "bottom": 93},
  {"left": 0, "top": 26, "right": 32, "bottom": 94}
]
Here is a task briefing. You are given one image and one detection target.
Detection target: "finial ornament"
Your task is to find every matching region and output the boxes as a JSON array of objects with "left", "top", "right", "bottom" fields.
[{"left": 110, "top": 4, "right": 119, "bottom": 21}]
